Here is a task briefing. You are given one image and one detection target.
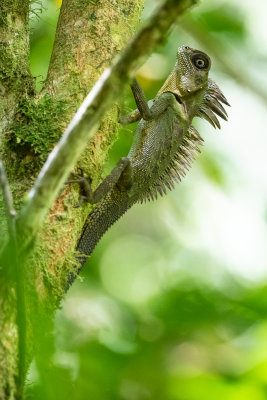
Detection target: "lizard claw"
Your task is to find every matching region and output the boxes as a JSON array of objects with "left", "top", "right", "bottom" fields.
[
  {"left": 65, "top": 169, "right": 92, "bottom": 185},
  {"left": 73, "top": 195, "right": 87, "bottom": 208},
  {"left": 65, "top": 169, "right": 94, "bottom": 205},
  {"left": 77, "top": 167, "right": 84, "bottom": 177}
]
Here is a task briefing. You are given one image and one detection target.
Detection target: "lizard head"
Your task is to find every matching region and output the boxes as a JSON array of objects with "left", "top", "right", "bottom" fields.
[
  {"left": 176, "top": 45, "right": 211, "bottom": 96},
  {"left": 158, "top": 45, "right": 230, "bottom": 127},
  {"left": 158, "top": 46, "right": 210, "bottom": 101}
]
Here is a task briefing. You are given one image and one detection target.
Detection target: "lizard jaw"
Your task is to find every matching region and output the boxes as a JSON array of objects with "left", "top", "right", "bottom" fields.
[{"left": 172, "top": 92, "right": 187, "bottom": 115}]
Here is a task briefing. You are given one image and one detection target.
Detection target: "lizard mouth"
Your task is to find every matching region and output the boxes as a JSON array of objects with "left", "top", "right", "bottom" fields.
[
  {"left": 173, "top": 92, "right": 182, "bottom": 104},
  {"left": 172, "top": 92, "right": 187, "bottom": 114}
]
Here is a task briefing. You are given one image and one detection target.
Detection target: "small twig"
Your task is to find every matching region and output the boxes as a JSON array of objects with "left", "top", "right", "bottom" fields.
[
  {"left": 0, "top": 161, "right": 26, "bottom": 397},
  {"left": 16, "top": 0, "right": 197, "bottom": 248},
  {"left": 0, "top": 160, "right": 16, "bottom": 230}
]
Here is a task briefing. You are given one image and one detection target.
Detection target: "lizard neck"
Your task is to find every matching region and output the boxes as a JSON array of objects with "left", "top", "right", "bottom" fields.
[{"left": 157, "top": 67, "right": 207, "bottom": 122}]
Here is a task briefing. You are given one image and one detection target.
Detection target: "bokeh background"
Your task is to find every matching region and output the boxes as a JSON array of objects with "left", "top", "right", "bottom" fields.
[{"left": 26, "top": 0, "right": 267, "bottom": 398}]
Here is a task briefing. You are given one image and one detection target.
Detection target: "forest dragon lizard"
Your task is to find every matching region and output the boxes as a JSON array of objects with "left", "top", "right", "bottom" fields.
[{"left": 68, "top": 45, "right": 229, "bottom": 274}]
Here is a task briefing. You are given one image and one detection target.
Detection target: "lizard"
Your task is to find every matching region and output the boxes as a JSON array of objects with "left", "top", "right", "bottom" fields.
[{"left": 67, "top": 45, "right": 229, "bottom": 278}]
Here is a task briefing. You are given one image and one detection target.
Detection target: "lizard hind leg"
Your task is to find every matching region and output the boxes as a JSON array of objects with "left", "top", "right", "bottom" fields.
[{"left": 67, "top": 157, "right": 132, "bottom": 206}]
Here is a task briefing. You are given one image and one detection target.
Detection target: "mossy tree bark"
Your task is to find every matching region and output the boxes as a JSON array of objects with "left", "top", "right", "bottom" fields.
[{"left": 0, "top": 1, "right": 144, "bottom": 398}]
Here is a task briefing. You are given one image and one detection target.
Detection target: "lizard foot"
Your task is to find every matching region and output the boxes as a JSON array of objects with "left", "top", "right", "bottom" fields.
[{"left": 66, "top": 168, "right": 93, "bottom": 207}]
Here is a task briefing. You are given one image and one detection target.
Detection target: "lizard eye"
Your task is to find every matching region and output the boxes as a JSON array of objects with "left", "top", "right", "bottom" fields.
[
  {"left": 192, "top": 54, "right": 210, "bottom": 70},
  {"left": 195, "top": 59, "right": 205, "bottom": 68}
]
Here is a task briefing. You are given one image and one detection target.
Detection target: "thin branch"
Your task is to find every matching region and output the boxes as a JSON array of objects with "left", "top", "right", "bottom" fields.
[
  {"left": 0, "top": 161, "right": 26, "bottom": 397},
  {"left": 0, "top": 161, "right": 16, "bottom": 230},
  {"left": 16, "top": 0, "right": 197, "bottom": 248}
]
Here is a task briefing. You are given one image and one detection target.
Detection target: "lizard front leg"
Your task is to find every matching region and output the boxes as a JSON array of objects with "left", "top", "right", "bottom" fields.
[
  {"left": 67, "top": 157, "right": 132, "bottom": 207},
  {"left": 119, "top": 78, "right": 169, "bottom": 125},
  {"left": 130, "top": 78, "right": 169, "bottom": 121}
]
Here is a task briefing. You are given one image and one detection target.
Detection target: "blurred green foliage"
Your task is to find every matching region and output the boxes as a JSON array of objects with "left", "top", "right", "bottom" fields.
[
  {"left": 29, "top": 0, "right": 60, "bottom": 90},
  {"left": 25, "top": 0, "right": 267, "bottom": 399},
  {"left": 190, "top": 4, "right": 246, "bottom": 40}
]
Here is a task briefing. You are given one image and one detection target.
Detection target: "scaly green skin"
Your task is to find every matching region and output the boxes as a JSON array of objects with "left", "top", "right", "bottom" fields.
[{"left": 69, "top": 46, "right": 229, "bottom": 278}]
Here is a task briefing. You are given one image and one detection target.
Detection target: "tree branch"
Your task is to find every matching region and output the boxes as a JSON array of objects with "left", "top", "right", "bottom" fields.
[
  {"left": 0, "top": 161, "right": 16, "bottom": 229},
  {"left": 0, "top": 1, "right": 33, "bottom": 135},
  {"left": 0, "top": 161, "right": 26, "bottom": 398},
  {"left": 16, "top": 0, "right": 197, "bottom": 250},
  {"left": 43, "top": 0, "right": 144, "bottom": 104}
]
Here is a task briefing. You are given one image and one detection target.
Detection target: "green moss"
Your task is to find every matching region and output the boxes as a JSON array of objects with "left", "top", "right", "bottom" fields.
[
  {"left": 0, "top": 1, "right": 32, "bottom": 91},
  {"left": 7, "top": 95, "right": 69, "bottom": 172},
  {"left": 0, "top": 1, "right": 28, "bottom": 27}
]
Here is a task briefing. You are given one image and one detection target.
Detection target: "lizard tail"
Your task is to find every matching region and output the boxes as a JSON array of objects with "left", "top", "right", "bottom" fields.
[{"left": 68, "top": 189, "right": 134, "bottom": 284}]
